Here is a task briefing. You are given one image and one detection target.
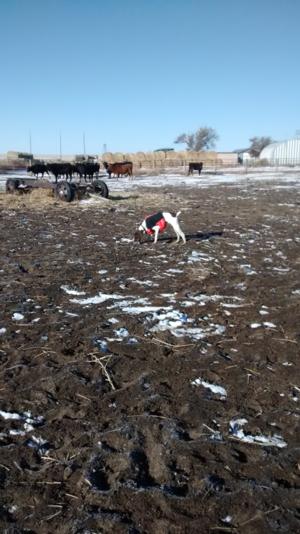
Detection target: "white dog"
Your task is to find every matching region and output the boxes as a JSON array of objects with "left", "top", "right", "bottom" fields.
[{"left": 135, "top": 211, "right": 186, "bottom": 244}]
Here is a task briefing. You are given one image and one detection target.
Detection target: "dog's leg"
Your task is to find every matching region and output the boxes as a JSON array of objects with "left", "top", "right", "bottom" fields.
[
  {"left": 179, "top": 228, "right": 186, "bottom": 244},
  {"left": 171, "top": 220, "right": 186, "bottom": 244},
  {"left": 153, "top": 226, "right": 160, "bottom": 244}
]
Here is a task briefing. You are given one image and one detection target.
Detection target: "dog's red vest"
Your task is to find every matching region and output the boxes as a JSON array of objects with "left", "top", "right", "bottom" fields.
[{"left": 144, "top": 213, "right": 167, "bottom": 235}]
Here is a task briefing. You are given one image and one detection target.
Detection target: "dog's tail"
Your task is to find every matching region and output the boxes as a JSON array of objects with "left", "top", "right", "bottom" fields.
[{"left": 176, "top": 211, "right": 181, "bottom": 218}]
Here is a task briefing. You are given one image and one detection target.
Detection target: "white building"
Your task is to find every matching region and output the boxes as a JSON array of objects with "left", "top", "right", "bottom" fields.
[{"left": 260, "top": 138, "right": 300, "bottom": 165}]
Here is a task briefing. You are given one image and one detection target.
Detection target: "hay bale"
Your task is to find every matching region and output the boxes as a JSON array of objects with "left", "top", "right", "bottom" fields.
[
  {"left": 102, "top": 152, "right": 114, "bottom": 162},
  {"left": 0, "top": 187, "right": 56, "bottom": 209},
  {"left": 111, "top": 152, "right": 124, "bottom": 162}
]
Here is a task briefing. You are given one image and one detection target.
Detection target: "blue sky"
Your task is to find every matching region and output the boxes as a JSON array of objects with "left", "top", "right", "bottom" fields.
[{"left": 0, "top": 0, "right": 299, "bottom": 155}]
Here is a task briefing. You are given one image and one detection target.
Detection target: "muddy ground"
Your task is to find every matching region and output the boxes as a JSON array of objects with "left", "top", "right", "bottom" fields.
[{"left": 0, "top": 176, "right": 300, "bottom": 533}]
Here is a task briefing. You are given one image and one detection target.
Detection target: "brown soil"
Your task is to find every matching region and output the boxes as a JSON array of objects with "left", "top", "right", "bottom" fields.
[{"left": 0, "top": 179, "right": 300, "bottom": 533}]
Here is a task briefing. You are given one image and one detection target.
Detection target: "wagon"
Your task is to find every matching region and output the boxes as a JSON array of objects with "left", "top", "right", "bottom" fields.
[{"left": 5, "top": 177, "right": 109, "bottom": 202}]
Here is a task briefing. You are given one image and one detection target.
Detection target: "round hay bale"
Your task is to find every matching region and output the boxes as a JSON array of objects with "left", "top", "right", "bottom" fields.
[
  {"left": 124, "top": 153, "right": 134, "bottom": 161},
  {"left": 153, "top": 151, "right": 166, "bottom": 160},
  {"left": 112, "top": 152, "right": 125, "bottom": 162},
  {"left": 135, "top": 152, "right": 147, "bottom": 161},
  {"left": 102, "top": 152, "right": 114, "bottom": 162}
]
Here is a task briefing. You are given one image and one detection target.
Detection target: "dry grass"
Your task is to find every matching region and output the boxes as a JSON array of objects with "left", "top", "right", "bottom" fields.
[
  {"left": 0, "top": 188, "right": 58, "bottom": 209},
  {"left": 0, "top": 186, "right": 188, "bottom": 213}
]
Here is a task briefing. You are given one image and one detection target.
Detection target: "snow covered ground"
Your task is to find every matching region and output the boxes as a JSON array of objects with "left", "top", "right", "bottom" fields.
[{"left": 1, "top": 167, "right": 300, "bottom": 193}]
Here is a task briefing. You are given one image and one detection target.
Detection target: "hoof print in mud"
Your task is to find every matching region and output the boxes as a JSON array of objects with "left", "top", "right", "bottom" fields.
[
  {"left": 88, "top": 456, "right": 111, "bottom": 492},
  {"left": 129, "top": 449, "right": 156, "bottom": 489}
]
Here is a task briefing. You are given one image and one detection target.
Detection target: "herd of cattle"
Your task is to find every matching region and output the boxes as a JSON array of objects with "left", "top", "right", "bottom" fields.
[
  {"left": 27, "top": 161, "right": 133, "bottom": 181},
  {"left": 27, "top": 160, "right": 203, "bottom": 181}
]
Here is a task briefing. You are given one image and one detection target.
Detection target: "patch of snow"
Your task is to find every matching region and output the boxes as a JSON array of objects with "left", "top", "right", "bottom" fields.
[
  {"left": 259, "top": 309, "right": 269, "bottom": 315},
  {"left": 229, "top": 418, "right": 287, "bottom": 448},
  {"left": 70, "top": 292, "right": 124, "bottom": 305},
  {"left": 12, "top": 313, "right": 24, "bottom": 321},
  {"left": 114, "top": 327, "right": 129, "bottom": 338},
  {"left": 191, "top": 378, "right": 227, "bottom": 398},
  {"left": 240, "top": 264, "right": 257, "bottom": 275},
  {"left": 61, "top": 285, "right": 86, "bottom": 296}
]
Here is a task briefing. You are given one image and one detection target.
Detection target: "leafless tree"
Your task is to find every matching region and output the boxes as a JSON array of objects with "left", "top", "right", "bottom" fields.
[
  {"left": 175, "top": 127, "right": 219, "bottom": 151},
  {"left": 249, "top": 136, "right": 275, "bottom": 157}
]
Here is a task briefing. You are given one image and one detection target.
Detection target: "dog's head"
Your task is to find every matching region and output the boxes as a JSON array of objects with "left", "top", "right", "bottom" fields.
[{"left": 134, "top": 229, "right": 143, "bottom": 243}]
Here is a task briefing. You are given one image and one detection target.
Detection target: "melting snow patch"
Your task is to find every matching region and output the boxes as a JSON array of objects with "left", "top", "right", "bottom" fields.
[
  {"left": 273, "top": 267, "right": 290, "bottom": 273},
  {"left": 118, "top": 304, "right": 172, "bottom": 315},
  {"left": 0, "top": 327, "right": 6, "bottom": 335},
  {"left": 180, "top": 301, "right": 195, "bottom": 307},
  {"left": 172, "top": 327, "right": 206, "bottom": 340},
  {"left": 259, "top": 309, "right": 269, "bottom": 315},
  {"left": 114, "top": 327, "right": 129, "bottom": 338},
  {"left": 251, "top": 321, "right": 276, "bottom": 329},
  {"left": 191, "top": 378, "right": 227, "bottom": 399},
  {"left": 0, "top": 410, "right": 23, "bottom": 421},
  {"left": 229, "top": 418, "right": 287, "bottom": 448},
  {"left": 150, "top": 310, "right": 190, "bottom": 332},
  {"left": 187, "top": 251, "right": 215, "bottom": 263},
  {"left": 128, "top": 278, "right": 158, "bottom": 287},
  {"left": 26, "top": 435, "right": 49, "bottom": 454},
  {"left": 61, "top": 285, "right": 86, "bottom": 296},
  {"left": 70, "top": 292, "right": 124, "bottom": 305},
  {"left": 151, "top": 311, "right": 226, "bottom": 339},
  {"left": 108, "top": 317, "right": 119, "bottom": 324},
  {"left": 221, "top": 516, "right": 233, "bottom": 524},
  {"left": 292, "top": 289, "right": 300, "bottom": 296},
  {"left": 94, "top": 339, "right": 108, "bottom": 353},
  {"left": 0, "top": 410, "right": 45, "bottom": 442},
  {"left": 240, "top": 264, "right": 257, "bottom": 275},
  {"left": 12, "top": 313, "right": 24, "bottom": 321}
]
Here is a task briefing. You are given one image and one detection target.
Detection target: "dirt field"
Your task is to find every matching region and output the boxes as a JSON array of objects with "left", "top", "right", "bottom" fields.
[{"left": 0, "top": 174, "right": 300, "bottom": 533}]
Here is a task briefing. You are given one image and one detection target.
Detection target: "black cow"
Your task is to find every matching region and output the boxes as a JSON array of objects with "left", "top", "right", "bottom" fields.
[
  {"left": 46, "top": 162, "right": 73, "bottom": 182},
  {"left": 103, "top": 161, "right": 133, "bottom": 179},
  {"left": 27, "top": 164, "right": 48, "bottom": 178},
  {"left": 188, "top": 162, "right": 203, "bottom": 175},
  {"left": 73, "top": 162, "right": 100, "bottom": 181}
]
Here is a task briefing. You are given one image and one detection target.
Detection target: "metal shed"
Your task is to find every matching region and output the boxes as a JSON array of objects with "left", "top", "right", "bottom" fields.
[{"left": 260, "top": 138, "right": 300, "bottom": 165}]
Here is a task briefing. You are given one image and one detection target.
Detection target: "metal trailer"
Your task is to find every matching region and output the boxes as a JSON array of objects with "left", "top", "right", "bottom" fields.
[{"left": 5, "top": 176, "right": 109, "bottom": 202}]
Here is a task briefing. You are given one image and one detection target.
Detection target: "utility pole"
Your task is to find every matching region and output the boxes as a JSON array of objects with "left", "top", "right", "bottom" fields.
[
  {"left": 29, "top": 130, "right": 32, "bottom": 154},
  {"left": 83, "top": 132, "right": 86, "bottom": 157},
  {"left": 59, "top": 131, "right": 62, "bottom": 160}
]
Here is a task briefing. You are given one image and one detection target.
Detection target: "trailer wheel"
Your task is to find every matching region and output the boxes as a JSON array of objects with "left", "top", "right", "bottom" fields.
[
  {"left": 6, "top": 179, "right": 19, "bottom": 193},
  {"left": 93, "top": 180, "right": 109, "bottom": 198},
  {"left": 55, "top": 181, "right": 75, "bottom": 202}
]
